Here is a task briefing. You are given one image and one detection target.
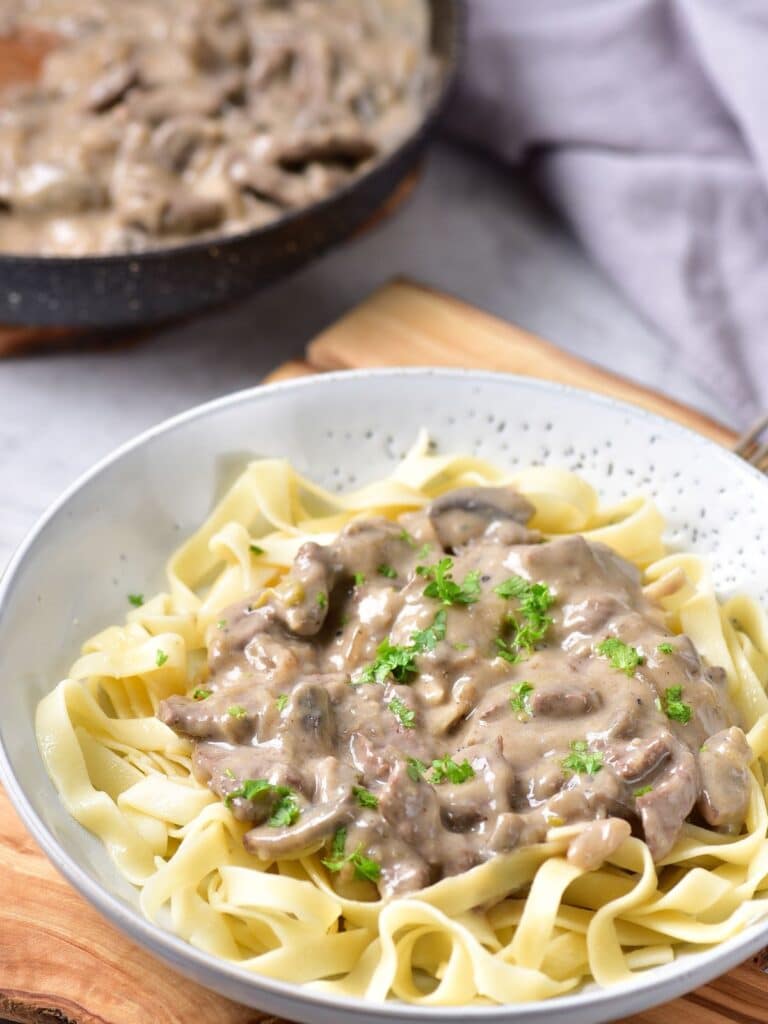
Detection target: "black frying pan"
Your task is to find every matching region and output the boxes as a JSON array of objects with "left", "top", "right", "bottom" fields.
[{"left": 0, "top": 0, "right": 461, "bottom": 328}]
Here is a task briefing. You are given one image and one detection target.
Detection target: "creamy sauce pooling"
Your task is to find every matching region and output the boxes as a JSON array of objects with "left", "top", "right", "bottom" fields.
[
  {"left": 160, "top": 486, "right": 752, "bottom": 897},
  {"left": 0, "top": 0, "right": 436, "bottom": 255}
]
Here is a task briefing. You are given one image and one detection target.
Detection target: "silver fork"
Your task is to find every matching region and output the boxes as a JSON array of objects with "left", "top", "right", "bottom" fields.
[{"left": 734, "top": 412, "right": 768, "bottom": 473}]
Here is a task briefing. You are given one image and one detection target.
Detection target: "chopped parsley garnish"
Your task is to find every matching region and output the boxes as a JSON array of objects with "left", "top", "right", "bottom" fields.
[
  {"left": 493, "top": 578, "right": 554, "bottom": 661},
  {"left": 249, "top": 544, "right": 265, "bottom": 555},
  {"left": 495, "top": 577, "right": 553, "bottom": 624},
  {"left": 453, "top": 641, "right": 469, "bottom": 651},
  {"left": 268, "top": 792, "right": 301, "bottom": 827},
  {"left": 634, "top": 785, "right": 653, "bottom": 797},
  {"left": 388, "top": 696, "right": 416, "bottom": 729},
  {"left": 429, "top": 756, "right": 475, "bottom": 785},
  {"left": 417, "top": 542, "right": 432, "bottom": 559},
  {"left": 321, "top": 827, "right": 381, "bottom": 882},
  {"left": 357, "top": 611, "right": 446, "bottom": 685},
  {"left": 657, "top": 642, "right": 674, "bottom": 655},
  {"left": 597, "top": 637, "right": 644, "bottom": 676},
  {"left": 406, "top": 756, "right": 428, "bottom": 782},
  {"left": 275, "top": 694, "right": 289, "bottom": 711},
  {"left": 353, "top": 785, "right": 379, "bottom": 809},
  {"left": 561, "top": 740, "right": 603, "bottom": 776},
  {"left": 227, "top": 704, "right": 247, "bottom": 718},
  {"left": 225, "top": 778, "right": 272, "bottom": 804},
  {"left": 223, "top": 767, "right": 234, "bottom": 779},
  {"left": 495, "top": 636, "right": 522, "bottom": 664},
  {"left": 493, "top": 576, "right": 530, "bottom": 600},
  {"left": 378, "top": 564, "right": 397, "bottom": 579},
  {"left": 417, "top": 557, "right": 481, "bottom": 606},
  {"left": 216, "top": 619, "right": 227, "bottom": 629},
  {"left": 192, "top": 688, "right": 212, "bottom": 700},
  {"left": 225, "top": 778, "right": 300, "bottom": 827},
  {"left": 128, "top": 593, "right": 144, "bottom": 607},
  {"left": 358, "top": 638, "right": 418, "bottom": 685},
  {"left": 316, "top": 591, "right": 327, "bottom": 608},
  {"left": 510, "top": 681, "right": 534, "bottom": 714},
  {"left": 353, "top": 571, "right": 366, "bottom": 586},
  {"left": 398, "top": 528, "right": 417, "bottom": 547},
  {"left": 410, "top": 609, "right": 447, "bottom": 653},
  {"left": 155, "top": 649, "right": 168, "bottom": 667},
  {"left": 662, "top": 685, "right": 692, "bottom": 724}
]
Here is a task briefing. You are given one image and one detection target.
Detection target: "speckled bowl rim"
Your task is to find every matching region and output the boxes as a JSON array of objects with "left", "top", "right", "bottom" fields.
[{"left": 1, "top": 368, "right": 767, "bottom": 1024}]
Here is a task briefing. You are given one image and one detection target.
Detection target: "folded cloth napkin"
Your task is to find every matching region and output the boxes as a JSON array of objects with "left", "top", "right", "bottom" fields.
[{"left": 446, "top": 0, "right": 768, "bottom": 427}]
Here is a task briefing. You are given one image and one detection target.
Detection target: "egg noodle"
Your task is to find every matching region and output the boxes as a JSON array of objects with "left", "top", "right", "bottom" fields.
[{"left": 36, "top": 434, "right": 768, "bottom": 1005}]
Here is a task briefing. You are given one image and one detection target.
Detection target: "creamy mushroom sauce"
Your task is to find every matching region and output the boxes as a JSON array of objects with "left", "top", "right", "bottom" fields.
[
  {"left": 0, "top": 0, "right": 436, "bottom": 255},
  {"left": 159, "top": 485, "right": 752, "bottom": 898}
]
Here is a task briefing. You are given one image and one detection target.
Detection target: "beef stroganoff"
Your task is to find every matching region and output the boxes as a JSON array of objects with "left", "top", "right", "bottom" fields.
[
  {"left": 37, "top": 435, "right": 768, "bottom": 1004},
  {"left": 0, "top": 0, "right": 436, "bottom": 255}
]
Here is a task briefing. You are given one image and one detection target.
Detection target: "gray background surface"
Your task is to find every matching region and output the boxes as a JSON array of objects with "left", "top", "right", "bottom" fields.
[{"left": 0, "top": 142, "right": 733, "bottom": 567}]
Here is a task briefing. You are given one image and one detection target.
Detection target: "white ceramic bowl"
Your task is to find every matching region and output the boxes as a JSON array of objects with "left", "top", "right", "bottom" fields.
[{"left": 2, "top": 369, "right": 767, "bottom": 1024}]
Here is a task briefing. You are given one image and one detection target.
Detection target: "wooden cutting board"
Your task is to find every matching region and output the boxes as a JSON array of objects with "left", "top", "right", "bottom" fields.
[{"left": 3, "top": 279, "right": 765, "bottom": 1024}]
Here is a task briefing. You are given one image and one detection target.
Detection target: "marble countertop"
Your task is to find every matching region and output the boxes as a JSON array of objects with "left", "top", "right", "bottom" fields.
[{"left": 0, "top": 141, "right": 734, "bottom": 567}]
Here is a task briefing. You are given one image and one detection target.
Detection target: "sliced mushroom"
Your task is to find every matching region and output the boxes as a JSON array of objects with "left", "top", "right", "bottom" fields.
[{"left": 427, "top": 486, "right": 535, "bottom": 550}]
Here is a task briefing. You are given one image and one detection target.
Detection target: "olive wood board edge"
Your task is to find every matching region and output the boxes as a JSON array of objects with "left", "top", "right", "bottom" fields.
[{"left": 2, "top": 278, "right": 756, "bottom": 1024}]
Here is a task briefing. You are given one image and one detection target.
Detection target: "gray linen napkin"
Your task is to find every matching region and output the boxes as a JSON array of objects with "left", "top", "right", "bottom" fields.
[{"left": 446, "top": 0, "right": 768, "bottom": 426}]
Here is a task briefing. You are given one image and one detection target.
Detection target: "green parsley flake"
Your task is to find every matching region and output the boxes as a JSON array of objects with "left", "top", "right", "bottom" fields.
[
  {"left": 597, "top": 637, "right": 644, "bottom": 676},
  {"left": 223, "top": 768, "right": 235, "bottom": 779},
  {"left": 192, "top": 688, "right": 212, "bottom": 700},
  {"left": 378, "top": 564, "right": 397, "bottom": 579},
  {"left": 493, "top": 576, "right": 530, "bottom": 600},
  {"left": 216, "top": 619, "right": 227, "bottom": 629},
  {"left": 227, "top": 704, "right": 247, "bottom": 719},
  {"left": 495, "top": 636, "right": 522, "bottom": 664},
  {"left": 430, "top": 756, "right": 475, "bottom": 785},
  {"left": 357, "top": 611, "right": 446, "bottom": 685},
  {"left": 353, "top": 785, "right": 379, "bottom": 809},
  {"left": 275, "top": 694, "right": 289, "bottom": 711},
  {"left": 357, "top": 638, "right": 418, "bottom": 685},
  {"left": 410, "top": 609, "right": 447, "bottom": 653},
  {"left": 453, "top": 641, "right": 470, "bottom": 651},
  {"left": 155, "top": 649, "right": 169, "bottom": 667},
  {"left": 321, "top": 827, "right": 381, "bottom": 882},
  {"left": 225, "top": 778, "right": 273, "bottom": 804},
  {"left": 388, "top": 696, "right": 416, "bottom": 729},
  {"left": 249, "top": 544, "right": 265, "bottom": 555},
  {"left": 417, "top": 557, "right": 481, "bottom": 606},
  {"left": 268, "top": 792, "right": 301, "bottom": 827},
  {"left": 128, "top": 593, "right": 144, "bottom": 607},
  {"left": 493, "top": 578, "right": 554, "bottom": 661},
  {"left": 561, "top": 740, "right": 603, "bottom": 776},
  {"left": 225, "top": 778, "right": 300, "bottom": 828},
  {"left": 417, "top": 542, "right": 432, "bottom": 559},
  {"left": 406, "top": 756, "right": 428, "bottom": 782},
  {"left": 495, "top": 577, "right": 553, "bottom": 623},
  {"left": 663, "top": 685, "right": 692, "bottom": 724},
  {"left": 398, "top": 528, "right": 417, "bottom": 547},
  {"left": 634, "top": 785, "right": 653, "bottom": 797},
  {"left": 657, "top": 642, "right": 674, "bottom": 655},
  {"left": 510, "top": 681, "right": 534, "bottom": 714},
  {"left": 353, "top": 571, "right": 366, "bottom": 586},
  {"left": 316, "top": 591, "right": 327, "bottom": 608}
]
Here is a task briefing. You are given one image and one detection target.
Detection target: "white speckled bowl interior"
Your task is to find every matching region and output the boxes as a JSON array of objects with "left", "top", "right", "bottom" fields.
[{"left": 1, "top": 369, "right": 767, "bottom": 1024}]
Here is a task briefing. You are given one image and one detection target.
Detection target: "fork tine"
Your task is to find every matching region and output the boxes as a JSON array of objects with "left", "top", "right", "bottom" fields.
[{"left": 734, "top": 412, "right": 768, "bottom": 456}]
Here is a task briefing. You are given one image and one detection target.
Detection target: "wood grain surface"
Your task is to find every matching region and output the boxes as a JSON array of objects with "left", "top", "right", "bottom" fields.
[{"left": 4, "top": 279, "right": 763, "bottom": 1024}]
